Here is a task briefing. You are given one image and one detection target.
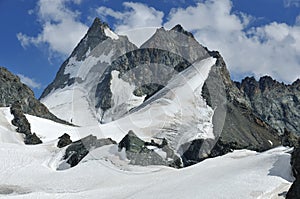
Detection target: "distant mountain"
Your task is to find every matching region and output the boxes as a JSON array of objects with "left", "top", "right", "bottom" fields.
[{"left": 235, "top": 76, "right": 300, "bottom": 134}]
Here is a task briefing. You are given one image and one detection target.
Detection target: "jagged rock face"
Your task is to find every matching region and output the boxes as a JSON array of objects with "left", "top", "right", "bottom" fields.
[
  {"left": 141, "top": 25, "right": 209, "bottom": 62},
  {"left": 64, "top": 135, "right": 116, "bottom": 167},
  {"left": 0, "top": 67, "right": 68, "bottom": 125},
  {"left": 95, "top": 48, "right": 193, "bottom": 122},
  {"left": 287, "top": 147, "right": 300, "bottom": 199},
  {"left": 40, "top": 18, "right": 109, "bottom": 98},
  {"left": 281, "top": 128, "right": 299, "bottom": 147},
  {"left": 40, "top": 18, "right": 137, "bottom": 125},
  {"left": 201, "top": 52, "right": 281, "bottom": 154},
  {"left": 40, "top": 17, "right": 137, "bottom": 98},
  {"left": 118, "top": 130, "right": 167, "bottom": 166},
  {"left": 236, "top": 76, "right": 300, "bottom": 135}
]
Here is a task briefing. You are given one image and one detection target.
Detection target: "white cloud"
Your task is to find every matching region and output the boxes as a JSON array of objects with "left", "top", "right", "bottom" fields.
[
  {"left": 97, "top": 2, "right": 164, "bottom": 31},
  {"left": 17, "top": 0, "right": 88, "bottom": 56},
  {"left": 165, "top": 0, "right": 300, "bottom": 83},
  {"left": 284, "top": 0, "right": 300, "bottom": 7},
  {"left": 96, "top": 2, "right": 163, "bottom": 46},
  {"left": 296, "top": 15, "right": 300, "bottom": 25},
  {"left": 17, "top": 74, "right": 42, "bottom": 89},
  {"left": 17, "top": 0, "right": 300, "bottom": 83}
]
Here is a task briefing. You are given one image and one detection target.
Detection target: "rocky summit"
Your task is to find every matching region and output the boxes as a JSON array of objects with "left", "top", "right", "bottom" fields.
[{"left": 236, "top": 76, "right": 300, "bottom": 135}]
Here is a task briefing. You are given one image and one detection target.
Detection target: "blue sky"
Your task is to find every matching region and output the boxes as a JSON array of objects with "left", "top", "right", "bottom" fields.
[{"left": 0, "top": 0, "right": 299, "bottom": 97}]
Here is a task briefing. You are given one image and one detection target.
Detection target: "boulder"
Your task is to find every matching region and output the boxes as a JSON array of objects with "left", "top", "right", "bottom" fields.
[
  {"left": 10, "top": 101, "right": 42, "bottom": 144},
  {"left": 64, "top": 135, "right": 116, "bottom": 167},
  {"left": 118, "top": 130, "right": 182, "bottom": 167},
  {"left": 57, "top": 133, "right": 72, "bottom": 148},
  {"left": 24, "top": 133, "right": 42, "bottom": 145},
  {"left": 10, "top": 101, "right": 31, "bottom": 135}
]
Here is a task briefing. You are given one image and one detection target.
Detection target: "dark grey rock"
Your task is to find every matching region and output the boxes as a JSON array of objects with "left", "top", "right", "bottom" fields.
[
  {"left": 57, "top": 133, "right": 72, "bottom": 148},
  {"left": 64, "top": 135, "right": 116, "bottom": 167},
  {"left": 24, "top": 133, "right": 42, "bottom": 145},
  {"left": 10, "top": 101, "right": 31, "bottom": 135},
  {"left": 95, "top": 48, "right": 192, "bottom": 122},
  {"left": 287, "top": 146, "right": 300, "bottom": 199},
  {"left": 202, "top": 51, "right": 281, "bottom": 157},
  {"left": 118, "top": 130, "right": 182, "bottom": 167},
  {"left": 10, "top": 101, "right": 42, "bottom": 145},
  {"left": 171, "top": 24, "right": 194, "bottom": 38},
  {"left": 237, "top": 75, "right": 300, "bottom": 135},
  {"left": 0, "top": 67, "right": 69, "bottom": 125},
  {"left": 181, "top": 139, "right": 204, "bottom": 167},
  {"left": 40, "top": 17, "right": 137, "bottom": 100},
  {"left": 281, "top": 128, "right": 299, "bottom": 147}
]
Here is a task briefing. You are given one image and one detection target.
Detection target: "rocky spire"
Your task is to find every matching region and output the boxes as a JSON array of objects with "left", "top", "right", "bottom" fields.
[
  {"left": 71, "top": 17, "right": 109, "bottom": 61},
  {"left": 171, "top": 24, "right": 194, "bottom": 38}
]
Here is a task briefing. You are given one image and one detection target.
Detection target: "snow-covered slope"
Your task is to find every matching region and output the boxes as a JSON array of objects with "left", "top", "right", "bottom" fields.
[
  {"left": 0, "top": 105, "right": 293, "bottom": 198},
  {"left": 0, "top": 135, "right": 293, "bottom": 198},
  {"left": 40, "top": 57, "right": 216, "bottom": 149},
  {"left": 40, "top": 18, "right": 137, "bottom": 126},
  {"left": 108, "top": 57, "right": 216, "bottom": 152}
]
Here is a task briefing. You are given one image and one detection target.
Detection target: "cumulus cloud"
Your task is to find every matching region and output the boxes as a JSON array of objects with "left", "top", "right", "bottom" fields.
[
  {"left": 17, "top": 0, "right": 88, "bottom": 56},
  {"left": 18, "top": 0, "right": 300, "bottom": 82},
  {"left": 17, "top": 74, "right": 42, "bottom": 89},
  {"left": 165, "top": 0, "right": 300, "bottom": 83},
  {"left": 96, "top": 2, "right": 164, "bottom": 46}
]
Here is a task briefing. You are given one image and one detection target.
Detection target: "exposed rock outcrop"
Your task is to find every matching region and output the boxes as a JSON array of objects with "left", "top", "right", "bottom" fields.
[
  {"left": 201, "top": 51, "right": 281, "bottom": 159},
  {"left": 64, "top": 135, "right": 116, "bottom": 167},
  {"left": 10, "top": 101, "right": 42, "bottom": 145},
  {"left": 57, "top": 133, "right": 72, "bottom": 148},
  {"left": 0, "top": 67, "right": 69, "bottom": 125},
  {"left": 236, "top": 76, "right": 300, "bottom": 135},
  {"left": 287, "top": 145, "right": 300, "bottom": 199},
  {"left": 119, "top": 130, "right": 182, "bottom": 168},
  {"left": 40, "top": 17, "right": 137, "bottom": 99}
]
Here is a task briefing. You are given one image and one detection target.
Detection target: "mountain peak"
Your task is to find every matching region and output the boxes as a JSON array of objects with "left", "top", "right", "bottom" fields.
[
  {"left": 171, "top": 24, "right": 194, "bottom": 38},
  {"left": 88, "top": 17, "right": 109, "bottom": 35},
  {"left": 70, "top": 17, "right": 111, "bottom": 61}
]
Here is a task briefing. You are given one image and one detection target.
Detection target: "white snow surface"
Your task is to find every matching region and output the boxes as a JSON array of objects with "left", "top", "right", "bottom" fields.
[
  {"left": 0, "top": 107, "right": 294, "bottom": 198},
  {"left": 101, "top": 70, "right": 146, "bottom": 123},
  {"left": 104, "top": 27, "right": 119, "bottom": 40},
  {"left": 104, "top": 57, "right": 215, "bottom": 150},
  {"left": 40, "top": 86, "right": 100, "bottom": 126},
  {"left": 64, "top": 52, "right": 112, "bottom": 80},
  {"left": 43, "top": 57, "right": 216, "bottom": 149}
]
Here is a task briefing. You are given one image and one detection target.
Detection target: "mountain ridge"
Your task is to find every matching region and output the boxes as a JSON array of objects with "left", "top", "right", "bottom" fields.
[
  {"left": 38, "top": 18, "right": 298, "bottom": 165},
  {"left": 0, "top": 67, "right": 69, "bottom": 125}
]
